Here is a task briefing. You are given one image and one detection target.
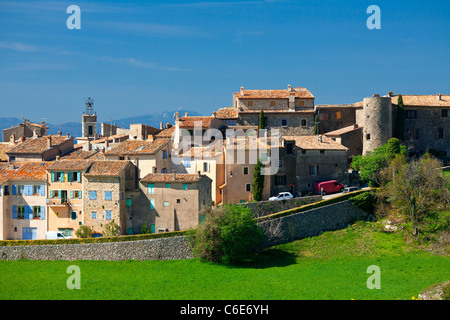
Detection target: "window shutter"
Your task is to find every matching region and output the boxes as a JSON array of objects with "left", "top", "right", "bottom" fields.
[
  {"left": 12, "top": 205, "right": 17, "bottom": 219},
  {"left": 51, "top": 172, "right": 55, "bottom": 182},
  {"left": 39, "top": 185, "right": 45, "bottom": 196},
  {"left": 12, "top": 185, "right": 17, "bottom": 195},
  {"left": 26, "top": 185, "right": 32, "bottom": 196},
  {"left": 67, "top": 172, "right": 72, "bottom": 182},
  {"left": 77, "top": 172, "right": 81, "bottom": 183},
  {"left": 27, "top": 206, "right": 33, "bottom": 219},
  {"left": 78, "top": 190, "right": 82, "bottom": 199},
  {"left": 58, "top": 190, "right": 62, "bottom": 199},
  {"left": 40, "top": 206, "right": 45, "bottom": 220},
  {"left": 70, "top": 190, "right": 74, "bottom": 199}
]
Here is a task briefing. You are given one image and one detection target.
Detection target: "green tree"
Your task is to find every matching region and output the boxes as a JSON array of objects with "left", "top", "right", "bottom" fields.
[
  {"left": 394, "top": 94, "right": 405, "bottom": 140},
  {"left": 75, "top": 225, "right": 93, "bottom": 238},
  {"left": 259, "top": 107, "right": 266, "bottom": 129},
  {"left": 141, "top": 221, "right": 151, "bottom": 234},
  {"left": 351, "top": 138, "right": 407, "bottom": 187},
  {"left": 252, "top": 158, "right": 264, "bottom": 201},
  {"left": 377, "top": 156, "right": 450, "bottom": 239},
  {"left": 103, "top": 220, "right": 121, "bottom": 237},
  {"left": 314, "top": 115, "right": 319, "bottom": 135},
  {"left": 190, "top": 205, "right": 264, "bottom": 265}
]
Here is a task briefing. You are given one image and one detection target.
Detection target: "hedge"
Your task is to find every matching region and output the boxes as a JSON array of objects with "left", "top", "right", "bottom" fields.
[
  {"left": 255, "top": 189, "right": 374, "bottom": 223},
  {"left": 0, "top": 230, "right": 190, "bottom": 247}
]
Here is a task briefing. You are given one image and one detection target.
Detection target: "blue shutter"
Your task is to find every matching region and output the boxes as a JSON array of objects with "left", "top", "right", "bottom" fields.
[
  {"left": 12, "top": 205, "right": 17, "bottom": 219},
  {"left": 106, "top": 210, "right": 111, "bottom": 220},
  {"left": 26, "top": 185, "right": 32, "bottom": 196},
  {"left": 40, "top": 206, "right": 45, "bottom": 220},
  {"left": 39, "top": 185, "right": 45, "bottom": 196},
  {"left": 26, "top": 206, "right": 33, "bottom": 219},
  {"left": 12, "top": 185, "right": 17, "bottom": 195}
]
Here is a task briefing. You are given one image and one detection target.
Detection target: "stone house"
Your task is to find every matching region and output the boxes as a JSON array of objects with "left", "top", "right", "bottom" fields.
[
  {"left": 83, "top": 160, "right": 138, "bottom": 236},
  {"left": 46, "top": 159, "right": 94, "bottom": 238},
  {"left": 6, "top": 134, "right": 74, "bottom": 162},
  {"left": 282, "top": 135, "right": 349, "bottom": 194},
  {"left": 324, "top": 124, "right": 363, "bottom": 160},
  {"left": 0, "top": 162, "right": 51, "bottom": 240},
  {"left": 139, "top": 172, "right": 212, "bottom": 233},
  {"left": 105, "top": 137, "right": 171, "bottom": 178},
  {"left": 2, "top": 119, "right": 48, "bottom": 142}
]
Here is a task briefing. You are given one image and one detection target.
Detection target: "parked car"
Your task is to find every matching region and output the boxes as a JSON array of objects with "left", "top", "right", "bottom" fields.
[
  {"left": 343, "top": 186, "right": 360, "bottom": 193},
  {"left": 314, "top": 180, "right": 345, "bottom": 195},
  {"left": 46, "top": 231, "right": 68, "bottom": 240},
  {"left": 269, "top": 192, "right": 294, "bottom": 201},
  {"left": 91, "top": 233, "right": 103, "bottom": 238}
]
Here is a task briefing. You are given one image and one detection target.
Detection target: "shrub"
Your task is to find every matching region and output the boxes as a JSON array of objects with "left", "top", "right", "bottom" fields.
[
  {"left": 103, "top": 220, "right": 121, "bottom": 237},
  {"left": 190, "top": 204, "right": 264, "bottom": 265},
  {"left": 76, "top": 225, "right": 93, "bottom": 238},
  {"left": 350, "top": 192, "right": 376, "bottom": 215}
]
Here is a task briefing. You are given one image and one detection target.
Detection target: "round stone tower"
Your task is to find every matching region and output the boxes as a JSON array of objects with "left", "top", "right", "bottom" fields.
[{"left": 362, "top": 94, "right": 392, "bottom": 155}]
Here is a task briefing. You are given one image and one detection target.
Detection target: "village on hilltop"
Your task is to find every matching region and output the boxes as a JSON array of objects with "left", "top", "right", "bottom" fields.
[{"left": 0, "top": 86, "right": 448, "bottom": 240}]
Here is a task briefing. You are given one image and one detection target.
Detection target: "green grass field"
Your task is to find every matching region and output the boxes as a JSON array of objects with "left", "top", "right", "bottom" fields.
[{"left": 0, "top": 220, "right": 448, "bottom": 300}]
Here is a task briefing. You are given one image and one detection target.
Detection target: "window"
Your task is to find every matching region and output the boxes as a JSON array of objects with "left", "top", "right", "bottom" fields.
[
  {"left": 310, "top": 165, "right": 318, "bottom": 176},
  {"left": 163, "top": 201, "right": 169, "bottom": 207},
  {"left": 336, "top": 111, "right": 342, "bottom": 120},
  {"left": 4, "top": 186, "right": 9, "bottom": 196},
  {"left": 17, "top": 185, "right": 24, "bottom": 195},
  {"left": 70, "top": 211, "right": 77, "bottom": 220},
  {"left": 150, "top": 198, "right": 155, "bottom": 209},
  {"left": 105, "top": 191, "right": 112, "bottom": 200},
  {"left": 275, "top": 175, "right": 286, "bottom": 186},
  {"left": 161, "top": 168, "right": 167, "bottom": 173},
  {"left": 320, "top": 150, "right": 325, "bottom": 155},
  {"left": 148, "top": 183, "right": 154, "bottom": 194},
  {"left": 286, "top": 142, "right": 294, "bottom": 155},
  {"left": 203, "top": 162, "right": 210, "bottom": 172},
  {"left": 162, "top": 150, "right": 168, "bottom": 159},
  {"left": 270, "top": 101, "right": 275, "bottom": 106},
  {"left": 225, "top": 119, "right": 237, "bottom": 126},
  {"left": 17, "top": 206, "right": 25, "bottom": 219},
  {"left": 405, "top": 110, "right": 417, "bottom": 119},
  {"left": 441, "top": 109, "right": 448, "bottom": 118},
  {"left": 260, "top": 153, "right": 268, "bottom": 161},
  {"left": 279, "top": 159, "right": 283, "bottom": 167},
  {"left": 165, "top": 183, "right": 171, "bottom": 188},
  {"left": 366, "top": 134, "right": 371, "bottom": 140},
  {"left": 91, "top": 212, "right": 96, "bottom": 219},
  {"left": 245, "top": 184, "right": 251, "bottom": 192},
  {"left": 33, "top": 206, "right": 41, "bottom": 219},
  {"left": 177, "top": 199, "right": 181, "bottom": 203},
  {"left": 184, "top": 158, "right": 191, "bottom": 168},
  {"left": 105, "top": 210, "right": 112, "bottom": 220},
  {"left": 281, "top": 119, "right": 288, "bottom": 127},
  {"left": 243, "top": 167, "right": 249, "bottom": 175},
  {"left": 70, "top": 171, "right": 80, "bottom": 182},
  {"left": 119, "top": 156, "right": 125, "bottom": 160},
  {"left": 88, "top": 126, "right": 93, "bottom": 136},
  {"left": 247, "top": 101, "right": 253, "bottom": 107},
  {"left": 298, "top": 100, "right": 304, "bottom": 107},
  {"left": 59, "top": 228, "right": 73, "bottom": 237},
  {"left": 301, "top": 119, "right": 307, "bottom": 127},
  {"left": 54, "top": 172, "right": 64, "bottom": 182},
  {"left": 183, "top": 184, "right": 188, "bottom": 190},
  {"left": 438, "top": 128, "right": 444, "bottom": 139},
  {"left": 89, "top": 191, "right": 97, "bottom": 200},
  {"left": 320, "top": 113, "right": 329, "bottom": 121},
  {"left": 71, "top": 190, "right": 81, "bottom": 199},
  {"left": 33, "top": 185, "right": 41, "bottom": 195},
  {"left": 126, "top": 198, "right": 132, "bottom": 207}
]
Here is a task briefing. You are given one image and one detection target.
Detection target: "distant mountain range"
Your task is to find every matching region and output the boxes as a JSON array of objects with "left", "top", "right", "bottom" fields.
[{"left": 0, "top": 109, "right": 202, "bottom": 142}]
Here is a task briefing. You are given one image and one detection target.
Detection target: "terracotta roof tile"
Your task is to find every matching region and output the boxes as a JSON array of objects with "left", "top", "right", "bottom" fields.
[
  {"left": 155, "top": 126, "right": 175, "bottom": 138},
  {"left": 105, "top": 138, "right": 169, "bottom": 155},
  {"left": 0, "top": 161, "right": 52, "bottom": 183},
  {"left": 59, "top": 148, "right": 97, "bottom": 160},
  {"left": 236, "top": 87, "right": 314, "bottom": 99},
  {"left": 283, "top": 135, "right": 348, "bottom": 151},
  {"left": 85, "top": 160, "right": 130, "bottom": 177},
  {"left": 0, "top": 143, "right": 13, "bottom": 162},
  {"left": 141, "top": 173, "right": 201, "bottom": 183},
  {"left": 7, "top": 135, "right": 71, "bottom": 155},
  {"left": 390, "top": 94, "right": 450, "bottom": 107},
  {"left": 47, "top": 159, "right": 94, "bottom": 171},
  {"left": 178, "top": 116, "right": 214, "bottom": 129},
  {"left": 324, "top": 124, "right": 363, "bottom": 137},
  {"left": 215, "top": 107, "right": 239, "bottom": 119}
]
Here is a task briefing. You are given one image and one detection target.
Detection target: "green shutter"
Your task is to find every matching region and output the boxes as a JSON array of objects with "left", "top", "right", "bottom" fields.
[
  {"left": 51, "top": 172, "right": 55, "bottom": 182},
  {"left": 67, "top": 172, "right": 72, "bottom": 182},
  {"left": 77, "top": 172, "right": 81, "bottom": 183},
  {"left": 70, "top": 190, "right": 74, "bottom": 199},
  {"left": 58, "top": 190, "right": 62, "bottom": 199},
  {"left": 78, "top": 190, "right": 82, "bottom": 199}
]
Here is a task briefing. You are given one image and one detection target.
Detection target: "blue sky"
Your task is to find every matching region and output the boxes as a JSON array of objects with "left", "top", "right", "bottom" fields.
[{"left": 0, "top": 0, "right": 449, "bottom": 124}]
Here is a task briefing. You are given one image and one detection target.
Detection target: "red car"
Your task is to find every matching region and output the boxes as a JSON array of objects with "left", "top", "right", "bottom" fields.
[{"left": 314, "top": 180, "right": 345, "bottom": 195}]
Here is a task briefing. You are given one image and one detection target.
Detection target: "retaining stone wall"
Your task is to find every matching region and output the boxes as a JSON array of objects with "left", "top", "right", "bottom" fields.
[
  {"left": 242, "top": 195, "right": 322, "bottom": 218},
  {"left": 0, "top": 200, "right": 370, "bottom": 261}
]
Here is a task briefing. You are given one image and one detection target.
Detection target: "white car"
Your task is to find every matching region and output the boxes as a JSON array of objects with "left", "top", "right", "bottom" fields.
[{"left": 269, "top": 192, "right": 294, "bottom": 201}]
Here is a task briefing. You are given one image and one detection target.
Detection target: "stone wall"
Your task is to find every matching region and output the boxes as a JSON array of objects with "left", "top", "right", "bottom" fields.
[
  {"left": 258, "top": 200, "right": 370, "bottom": 248},
  {"left": 0, "top": 199, "right": 369, "bottom": 261},
  {"left": 242, "top": 195, "right": 322, "bottom": 218}
]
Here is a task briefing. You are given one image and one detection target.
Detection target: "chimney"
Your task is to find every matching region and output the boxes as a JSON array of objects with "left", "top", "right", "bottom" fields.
[
  {"left": 20, "top": 136, "right": 26, "bottom": 142},
  {"left": 57, "top": 131, "right": 62, "bottom": 136},
  {"left": 33, "top": 129, "right": 39, "bottom": 138},
  {"left": 10, "top": 134, "right": 16, "bottom": 145},
  {"left": 174, "top": 112, "right": 180, "bottom": 122},
  {"left": 147, "top": 134, "right": 154, "bottom": 141},
  {"left": 373, "top": 94, "right": 380, "bottom": 98},
  {"left": 212, "top": 111, "right": 216, "bottom": 118},
  {"left": 160, "top": 121, "right": 164, "bottom": 130},
  {"left": 172, "top": 170, "right": 176, "bottom": 180},
  {"left": 56, "top": 155, "right": 60, "bottom": 160},
  {"left": 66, "top": 133, "right": 70, "bottom": 139},
  {"left": 198, "top": 170, "right": 201, "bottom": 177},
  {"left": 240, "top": 86, "right": 244, "bottom": 96},
  {"left": 185, "top": 112, "right": 188, "bottom": 117},
  {"left": 47, "top": 136, "right": 52, "bottom": 148},
  {"left": 318, "top": 135, "right": 323, "bottom": 143},
  {"left": 387, "top": 91, "right": 393, "bottom": 97},
  {"left": 287, "top": 84, "right": 292, "bottom": 92},
  {"left": 437, "top": 93, "right": 442, "bottom": 101},
  {"left": 166, "top": 123, "right": 172, "bottom": 129}
]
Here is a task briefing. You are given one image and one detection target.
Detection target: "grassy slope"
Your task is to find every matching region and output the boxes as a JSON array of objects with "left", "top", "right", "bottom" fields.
[{"left": 0, "top": 220, "right": 448, "bottom": 300}]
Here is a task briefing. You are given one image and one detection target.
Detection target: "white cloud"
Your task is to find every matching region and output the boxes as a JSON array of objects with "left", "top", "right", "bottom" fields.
[{"left": 0, "top": 41, "right": 38, "bottom": 52}]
